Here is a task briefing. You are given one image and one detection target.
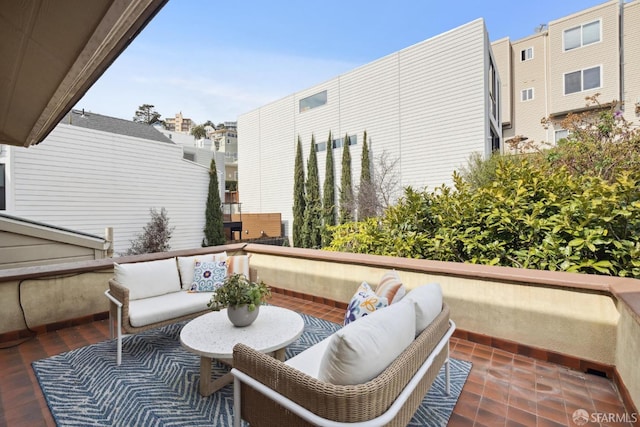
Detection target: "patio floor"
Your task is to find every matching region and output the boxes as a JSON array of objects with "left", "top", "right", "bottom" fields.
[{"left": 0, "top": 292, "right": 633, "bottom": 426}]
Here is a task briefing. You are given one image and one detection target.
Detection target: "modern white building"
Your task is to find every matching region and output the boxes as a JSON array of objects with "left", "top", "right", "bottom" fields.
[
  {"left": 238, "top": 19, "right": 502, "bottom": 241},
  {"left": 0, "top": 110, "right": 213, "bottom": 255}
]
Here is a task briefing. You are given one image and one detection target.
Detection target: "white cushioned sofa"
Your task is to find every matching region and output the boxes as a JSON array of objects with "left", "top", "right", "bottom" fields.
[
  {"left": 231, "top": 283, "right": 455, "bottom": 427},
  {"left": 105, "top": 251, "right": 247, "bottom": 365}
]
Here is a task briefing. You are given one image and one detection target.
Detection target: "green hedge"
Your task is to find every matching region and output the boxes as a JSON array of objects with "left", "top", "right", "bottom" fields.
[{"left": 326, "top": 157, "right": 640, "bottom": 277}]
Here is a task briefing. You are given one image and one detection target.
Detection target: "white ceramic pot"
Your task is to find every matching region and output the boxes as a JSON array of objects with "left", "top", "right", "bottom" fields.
[{"left": 227, "top": 305, "right": 260, "bottom": 327}]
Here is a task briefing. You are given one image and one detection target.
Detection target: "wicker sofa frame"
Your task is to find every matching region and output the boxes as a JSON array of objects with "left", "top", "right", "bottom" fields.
[
  {"left": 231, "top": 304, "right": 455, "bottom": 427},
  {"left": 105, "top": 279, "right": 210, "bottom": 365}
]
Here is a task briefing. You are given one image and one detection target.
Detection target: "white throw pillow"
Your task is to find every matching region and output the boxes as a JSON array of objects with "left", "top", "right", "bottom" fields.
[
  {"left": 318, "top": 300, "right": 416, "bottom": 385},
  {"left": 114, "top": 258, "right": 181, "bottom": 300},
  {"left": 188, "top": 260, "right": 227, "bottom": 292},
  {"left": 402, "top": 283, "right": 443, "bottom": 335},
  {"left": 177, "top": 252, "right": 227, "bottom": 288}
]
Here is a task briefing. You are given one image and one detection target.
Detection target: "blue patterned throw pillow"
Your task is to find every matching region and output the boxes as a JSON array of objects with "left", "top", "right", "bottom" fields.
[
  {"left": 344, "top": 282, "right": 389, "bottom": 325},
  {"left": 189, "top": 261, "right": 227, "bottom": 292}
]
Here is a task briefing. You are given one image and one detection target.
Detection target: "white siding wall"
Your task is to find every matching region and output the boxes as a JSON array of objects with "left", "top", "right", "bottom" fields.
[
  {"left": 8, "top": 124, "right": 210, "bottom": 255},
  {"left": 239, "top": 19, "right": 494, "bottom": 240}
]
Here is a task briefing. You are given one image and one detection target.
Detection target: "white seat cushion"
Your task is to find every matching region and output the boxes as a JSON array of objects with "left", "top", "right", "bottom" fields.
[
  {"left": 284, "top": 337, "right": 332, "bottom": 379},
  {"left": 318, "top": 300, "right": 416, "bottom": 385},
  {"left": 128, "top": 291, "right": 213, "bottom": 327},
  {"left": 402, "top": 283, "right": 443, "bottom": 334},
  {"left": 114, "top": 258, "right": 181, "bottom": 300}
]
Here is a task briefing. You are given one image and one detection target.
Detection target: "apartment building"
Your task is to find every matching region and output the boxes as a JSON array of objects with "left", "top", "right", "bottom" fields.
[
  {"left": 493, "top": 0, "right": 640, "bottom": 150},
  {"left": 238, "top": 19, "right": 502, "bottom": 240},
  {"left": 164, "top": 111, "right": 194, "bottom": 133},
  {"left": 208, "top": 122, "right": 238, "bottom": 184}
]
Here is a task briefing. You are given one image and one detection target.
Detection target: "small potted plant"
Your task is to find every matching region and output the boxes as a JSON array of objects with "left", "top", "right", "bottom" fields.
[{"left": 208, "top": 273, "right": 271, "bottom": 327}]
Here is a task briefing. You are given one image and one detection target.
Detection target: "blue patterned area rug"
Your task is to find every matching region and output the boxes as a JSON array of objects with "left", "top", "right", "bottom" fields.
[{"left": 33, "top": 313, "right": 470, "bottom": 426}]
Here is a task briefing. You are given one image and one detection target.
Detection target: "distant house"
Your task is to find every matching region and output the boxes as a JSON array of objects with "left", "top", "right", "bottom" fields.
[{"left": 0, "top": 110, "right": 216, "bottom": 255}]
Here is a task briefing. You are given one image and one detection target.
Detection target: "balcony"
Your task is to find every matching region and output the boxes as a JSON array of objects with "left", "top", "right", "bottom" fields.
[{"left": 1, "top": 243, "right": 638, "bottom": 425}]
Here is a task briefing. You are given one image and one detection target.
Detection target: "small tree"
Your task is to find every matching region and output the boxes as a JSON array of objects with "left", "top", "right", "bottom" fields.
[
  {"left": 373, "top": 149, "right": 401, "bottom": 211},
  {"left": 191, "top": 124, "right": 207, "bottom": 139},
  {"left": 303, "top": 134, "right": 323, "bottom": 248},
  {"left": 340, "top": 133, "right": 354, "bottom": 223},
  {"left": 357, "top": 130, "right": 377, "bottom": 219},
  {"left": 133, "top": 104, "right": 162, "bottom": 125},
  {"left": 322, "top": 131, "right": 336, "bottom": 246},
  {"left": 123, "top": 207, "right": 174, "bottom": 255},
  {"left": 292, "top": 136, "right": 306, "bottom": 247},
  {"left": 203, "top": 158, "right": 225, "bottom": 246}
]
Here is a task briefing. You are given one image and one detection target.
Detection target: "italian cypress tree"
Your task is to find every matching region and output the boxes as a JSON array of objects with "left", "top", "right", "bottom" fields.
[
  {"left": 202, "top": 157, "right": 225, "bottom": 246},
  {"left": 292, "top": 136, "right": 306, "bottom": 247},
  {"left": 340, "top": 133, "right": 354, "bottom": 223},
  {"left": 303, "top": 135, "right": 323, "bottom": 248},
  {"left": 358, "top": 130, "right": 376, "bottom": 219},
  {"left": 322, "top": 131, "right": 336, "bottom": 246}
]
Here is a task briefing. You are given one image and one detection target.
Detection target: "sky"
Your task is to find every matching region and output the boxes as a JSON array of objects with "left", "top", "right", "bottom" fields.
[{"left": 75, "top": 0, "right": 610, "bottom": 125}]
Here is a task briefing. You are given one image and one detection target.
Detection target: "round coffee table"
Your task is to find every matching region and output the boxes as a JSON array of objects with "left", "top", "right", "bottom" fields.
[{"left": 180, "top": 305, "right": 304, "bottom": 396}]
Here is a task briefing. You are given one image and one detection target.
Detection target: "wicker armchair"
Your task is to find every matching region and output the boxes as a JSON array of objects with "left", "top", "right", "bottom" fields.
[{"left": 231, "top": 304, "right": 454, "bottom": 427}]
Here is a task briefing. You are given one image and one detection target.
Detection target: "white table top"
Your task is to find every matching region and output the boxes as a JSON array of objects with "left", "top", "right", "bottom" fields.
[{"left": 180, "top": 305, "right": 305, "bottom": 359}]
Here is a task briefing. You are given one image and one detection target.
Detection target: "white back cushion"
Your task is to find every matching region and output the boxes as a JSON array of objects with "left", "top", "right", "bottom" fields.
[
  {"left": 114, "top": 258, "right": 181, "bottom": 300},
  {"left": 318, "top": 300, "right": 416, "bottom": 385},
  {"left": 402, "top": 283, "right": 443, "bottom": 334},
  {"left": 177, "top": 252, "right": 227, "bottom": 288}
]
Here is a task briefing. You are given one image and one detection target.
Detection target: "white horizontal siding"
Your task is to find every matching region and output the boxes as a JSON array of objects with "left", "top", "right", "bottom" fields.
[
  {"left": 258, "top": 96, "right": 296, "bottom": 219},
  {"left": 237, "top": 109, "right": 262, "bottom": 214},
  {"left": 9, "top": 124, "right": 210, "bottom": 255},
  {"left": 239, "top": 19, "right": 493, "bottom": 239},
  {"left": 399, "top": 20, "right": 487, "bottom": 189}
]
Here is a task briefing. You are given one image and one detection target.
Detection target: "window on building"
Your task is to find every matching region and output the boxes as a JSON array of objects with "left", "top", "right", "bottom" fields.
[
  {"left": 489, "top": 58, "right": 498, "bottom": 121},
  {"left": 564, "top": 66, "right": 601, "bottom": 95},
  {"left": 183, "top": 152, "right": 195, "bottom": 162},
  {"left": 315, "top": 141, "right": 327, "bottom": 152},
  {"left": 331, "top": 135, "right": 358, "bottom": 148},
  {"left": 521, "top": 88, "right": 534, "bottom": 101},
  {"left": 299, "top": 90, "right": 327, "bottom": 112},
  {"left": 520, "top": 47, "right": 534, "bottom": 61},
  {"left": 490, "top": 128, "right": 501, "bottom": 153},
  {"left": 555, "top": 129, "right": 569, "bottom": 143},
  {"left": 564, "top": 20, "right": 600, "bottom": 51},
  {"left": 0, "top": 163, "right": 5, "bottom": 210},
  {"left": 331, "top": 135, "right": 357, "bottom": 148}
]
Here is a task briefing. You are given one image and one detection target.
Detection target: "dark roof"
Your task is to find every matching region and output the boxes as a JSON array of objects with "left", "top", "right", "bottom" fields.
[{"left": 60, "top": 110, "right": 174, "bottom": 144}]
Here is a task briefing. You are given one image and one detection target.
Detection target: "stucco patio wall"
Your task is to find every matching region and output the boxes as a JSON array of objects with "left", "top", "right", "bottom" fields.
[{"left": 0, "top": 243, "right": 638, "bottom": 408}]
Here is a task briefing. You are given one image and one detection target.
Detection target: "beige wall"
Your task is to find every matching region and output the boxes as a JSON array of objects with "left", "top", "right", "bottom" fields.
[
  {"left": 249, "top": 249, "right": 618, "bottom": 365},
  {"left": 623, "top": 1, "right": 640, "bottom": 122},
  {"left": 548, "top": 1, "right": 620, "bottom": 115},
  {"left": 0, "top": 244, "right": 638, "bottom": 408},
  {"left": 507, "top": 33, "right": 550, "bottom": 146}
]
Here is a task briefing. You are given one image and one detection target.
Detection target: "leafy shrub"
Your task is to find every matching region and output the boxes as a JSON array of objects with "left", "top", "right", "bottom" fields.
[{"left": 326, "top": 158, "right": 640, "bottom": 277}]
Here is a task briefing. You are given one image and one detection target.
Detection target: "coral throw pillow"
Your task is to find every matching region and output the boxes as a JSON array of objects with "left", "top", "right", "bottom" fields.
[{"left": 375, "top": 270, "right": 406, "bottom": 304}]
